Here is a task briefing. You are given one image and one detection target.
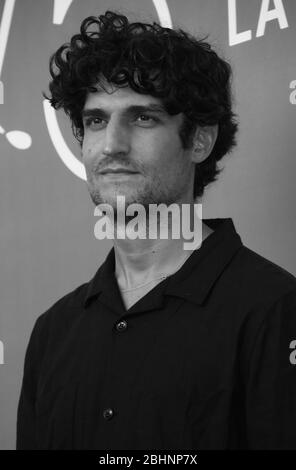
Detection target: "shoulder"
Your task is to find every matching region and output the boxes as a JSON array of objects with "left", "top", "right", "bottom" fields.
[
  {"left": 27, "top": 280, "right": 92, "bottom": 361},
  {"left": 228, "top": 246, "right": 296, "bottom": 363},
  {"left": 228, "top": 245, "right": 296, "bottom": 307},
  {"left": 237, "top": 245, "right": 295, "bottom": 280},
  {"left": 37, "top": 281, "right": 90, "bottom": 328},
  {"left": 209, "top": 243, "right": 296, "bottom": 346},
  {"left": 215, "top": 245, "right": 296, "bottom": 387}
]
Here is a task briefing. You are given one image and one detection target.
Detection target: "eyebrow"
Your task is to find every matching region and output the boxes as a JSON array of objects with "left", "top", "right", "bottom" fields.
[{"left": 81, "top": 104, "right": 168, "bottom": 120}]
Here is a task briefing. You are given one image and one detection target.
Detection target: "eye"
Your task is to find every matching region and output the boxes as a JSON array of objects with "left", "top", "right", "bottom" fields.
[
  {"left": 84, "top": 117, "right": 105, "bottom": 130},
  {"left": 136, "top": 114, "right": 158, "bottom": 126}
]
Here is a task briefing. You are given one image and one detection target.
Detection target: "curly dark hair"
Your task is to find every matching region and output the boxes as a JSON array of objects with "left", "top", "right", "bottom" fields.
[{"left": 44, "top": 10, "right": 238, "bottom": 198}]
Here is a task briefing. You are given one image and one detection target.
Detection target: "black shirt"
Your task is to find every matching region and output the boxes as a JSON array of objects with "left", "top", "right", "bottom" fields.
[{"left": 16, "top": 218, "right": 296, "bottom": 449}]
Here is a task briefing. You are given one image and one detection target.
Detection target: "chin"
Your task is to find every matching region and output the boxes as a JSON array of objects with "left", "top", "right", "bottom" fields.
[{"left": 89, "top": 190, "right": 135, "bottom": 209}]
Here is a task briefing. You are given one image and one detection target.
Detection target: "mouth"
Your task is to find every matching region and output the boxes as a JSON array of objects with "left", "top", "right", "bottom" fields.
[
  {"left": 100, "top": 168, "right": 137, "bottom": 175},
  {"left": 100, "top": 171, "right": 138, "bottom": 174},
  {"left": 99, "top": 169, "right": 140, "bottom": 176}
]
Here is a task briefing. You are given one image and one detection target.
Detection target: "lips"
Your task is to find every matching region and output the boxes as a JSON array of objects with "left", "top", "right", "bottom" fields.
[{"left": 99, "top": 168, "right": 138, "bottom": 174}]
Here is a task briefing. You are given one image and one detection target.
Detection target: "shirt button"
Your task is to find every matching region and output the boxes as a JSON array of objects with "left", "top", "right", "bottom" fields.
[
  {"left": 103, "top": 408, "right": 114, "bottom": 420},
  {"left": 116, "top": 320, "right": 128, "bottom": 332}
]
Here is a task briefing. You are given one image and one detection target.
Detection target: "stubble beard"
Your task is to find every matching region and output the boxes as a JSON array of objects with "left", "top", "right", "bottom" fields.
[{"left": 87, "top": 173, "right": 189, "bottom": 225}]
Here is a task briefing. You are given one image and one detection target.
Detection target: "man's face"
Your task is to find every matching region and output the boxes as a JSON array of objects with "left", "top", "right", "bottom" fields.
[{"left": 81, "top": 83, "right": 196, "bottom": 210}]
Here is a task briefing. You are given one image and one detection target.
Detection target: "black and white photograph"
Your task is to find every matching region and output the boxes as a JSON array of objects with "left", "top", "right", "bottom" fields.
[{"left": 0, "top": 0, "right": 296, "bottom": 453}]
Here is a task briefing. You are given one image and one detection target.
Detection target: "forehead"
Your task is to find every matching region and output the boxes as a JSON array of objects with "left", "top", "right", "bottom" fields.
[{"left": 83, "top": 83, "right": 166, "bottom": 112}]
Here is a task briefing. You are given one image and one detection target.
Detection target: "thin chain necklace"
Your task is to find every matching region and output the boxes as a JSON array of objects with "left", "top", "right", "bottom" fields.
[{"left": 120, "top": 248, "right": 194, "bottom": 292}]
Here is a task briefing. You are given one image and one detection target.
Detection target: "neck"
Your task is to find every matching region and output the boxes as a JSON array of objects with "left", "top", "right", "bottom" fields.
[{"left": 112, "top": 200, "right": 213, "bottom": 290}]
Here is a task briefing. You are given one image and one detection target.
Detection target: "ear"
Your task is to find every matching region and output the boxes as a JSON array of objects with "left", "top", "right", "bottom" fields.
[{"left": 191, "top": 125, "right": 218, "bottom": 164}]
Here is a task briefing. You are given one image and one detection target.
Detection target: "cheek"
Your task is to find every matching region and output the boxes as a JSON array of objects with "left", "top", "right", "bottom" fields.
[
  {"left": 143, "top": 135, "right": 182, "bottom": 171},
  {"left": 81, "top": 138, "right": 96, "bottom": 166},
  {"left": 155, "top": 142, "right": 189, "bottom": 178}
]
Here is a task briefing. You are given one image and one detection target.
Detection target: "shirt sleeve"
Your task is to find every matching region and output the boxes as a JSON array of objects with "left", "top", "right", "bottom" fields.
[
  {"left": 245, "top": 288, "right": 296, "bottom": 449},
  {"left": 16, "top": 314, "right": 47, "bottom": 450}
]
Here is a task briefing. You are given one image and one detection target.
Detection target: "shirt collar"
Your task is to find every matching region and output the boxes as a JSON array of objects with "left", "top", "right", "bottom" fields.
[
  {"left": 83, "top": 218, "right": 243, "bottom": 309},
  {"left": 164, "top": 218, "right": 242, "bottom": 305}
]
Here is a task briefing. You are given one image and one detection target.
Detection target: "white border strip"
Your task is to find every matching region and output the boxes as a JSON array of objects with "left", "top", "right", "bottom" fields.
[
  {"left": 0, "top": 0, "right": 15, "bottom": 77},
  {"left": 43, "top": 99, "right": 86, "bottom": 180},
  {"left": 152, "top": 0, "right": 172, "bottom": 28}
]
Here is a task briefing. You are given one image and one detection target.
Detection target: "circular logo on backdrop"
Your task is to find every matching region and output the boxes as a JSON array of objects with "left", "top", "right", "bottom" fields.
[
  {"left": 0, "top": 0, "right": 32, "bottom": 150},
  {"left": 43, "top": 0, "right": 173, "bottom": 181}
]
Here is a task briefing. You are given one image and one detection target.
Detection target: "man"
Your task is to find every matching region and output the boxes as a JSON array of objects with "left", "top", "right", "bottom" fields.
[{"left": 17, "top": 11, "right": 296, "bottom": 449}]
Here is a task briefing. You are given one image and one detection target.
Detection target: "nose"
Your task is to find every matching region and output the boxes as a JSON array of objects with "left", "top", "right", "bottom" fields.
[{"left": 102, "top": 118, "right": 130, "bottom": 157}]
